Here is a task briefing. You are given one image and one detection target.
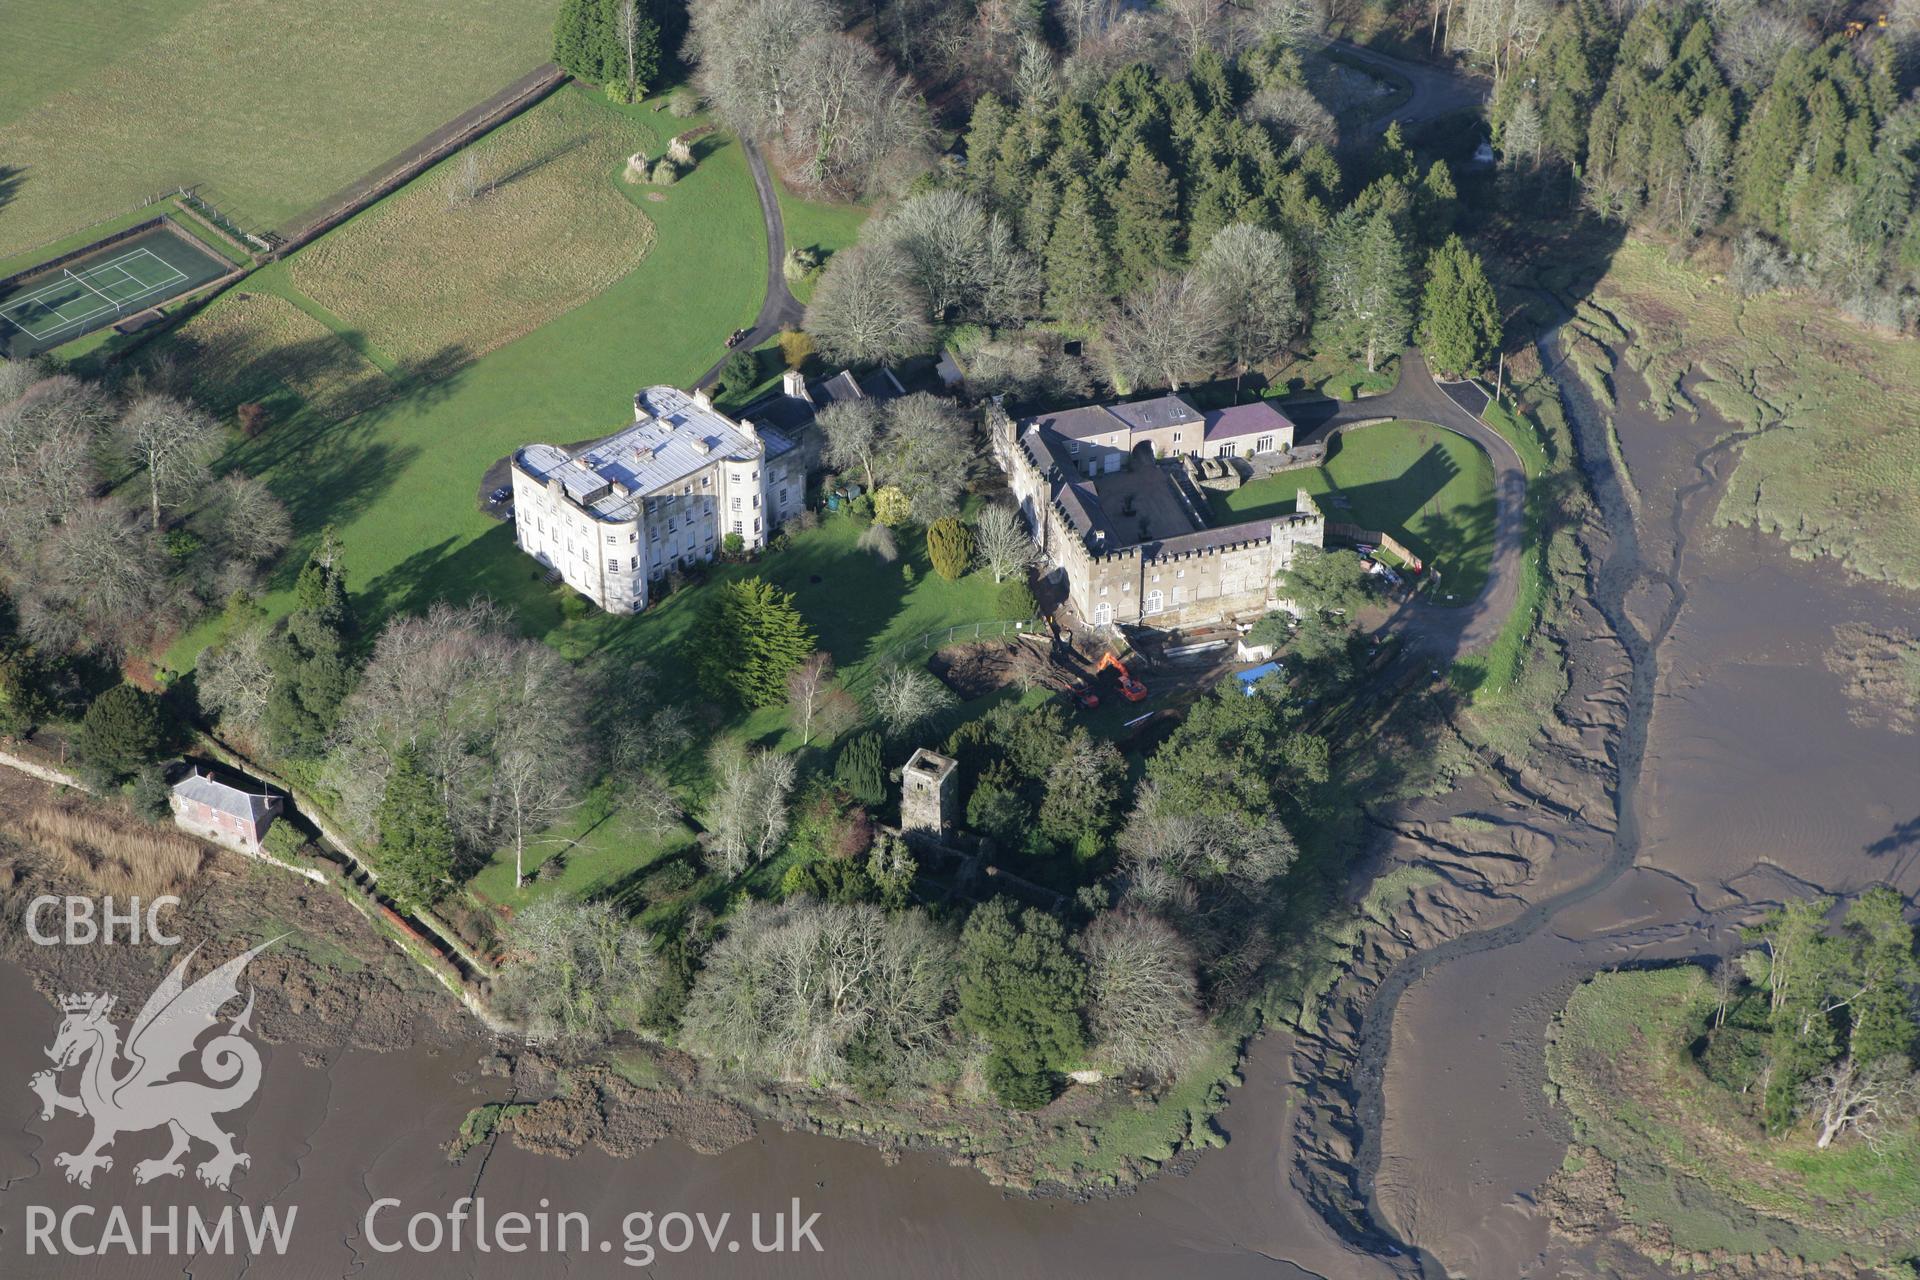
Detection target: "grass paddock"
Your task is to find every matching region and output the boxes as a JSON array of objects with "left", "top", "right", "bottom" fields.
[
  {"left": 288, "top": 88, "right": 658, "bottom": 367},
  {"left": 0, "top": 0, "right": 554, "bottom": 258}
]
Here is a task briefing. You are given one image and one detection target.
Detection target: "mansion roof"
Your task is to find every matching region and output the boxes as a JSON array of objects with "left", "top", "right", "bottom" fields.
[{"left": 515, "top": 386, "right": 798, "bottom": 523}]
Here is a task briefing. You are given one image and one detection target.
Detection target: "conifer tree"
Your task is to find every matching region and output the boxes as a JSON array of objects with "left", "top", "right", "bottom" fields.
[
  {"left": 553, "top": 0, "right": 659, "bottom": 97},
  {"left": 965, "top": 94, "right": 1012, "bottom": 203},
  {"left": 833, "top": 732, "right": 886, "bottom": 805},
  {"left": 1419, "top": 236, "right": 1501, "bottom": 377},
  {"left": 1045, "top": 180, "right": 1112, "bottom": 326},
  {"left": 690, "top": 577, "right": 816, "bottom": 708},
  {"left": 376, "top": 745, "right": 455, "bottom": 905},
  {"left": 264, "top": 528, "right": 354, "bottom": 758},
  {"left": 75, "top": 685, "right": 166, "bottom": 787},
  {"left": 1111, "top": 146, "right": 1181, "bottom": 291},
  {"left": 956, "top": 900, "right": 1086, "bottom": 1108},
  {"left": 1320, "top": 208, "right": 1411, "bottom": 373}
]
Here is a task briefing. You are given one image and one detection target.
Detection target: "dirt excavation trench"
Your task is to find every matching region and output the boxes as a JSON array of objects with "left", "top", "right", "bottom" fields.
[{"left": 1290, "top": 331, "right": 1920, "bottom": 1278}]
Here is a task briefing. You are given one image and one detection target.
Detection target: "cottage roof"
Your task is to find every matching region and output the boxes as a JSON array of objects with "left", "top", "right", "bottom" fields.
[
  {"left": 172, "top": 769, "right": 276, "bottom": 823},
  {"left": 742, "top": 366, "right": 906, "bottom": 435},
  {"left": 1106, "top": 394, "right": 1203, "bottom": 433},
  {"left": 1203, "top": 401, "right": 1295, "bottom": 443},
  {"left": 1027, "top": 404, "right": 1124, "bottom": 441}
]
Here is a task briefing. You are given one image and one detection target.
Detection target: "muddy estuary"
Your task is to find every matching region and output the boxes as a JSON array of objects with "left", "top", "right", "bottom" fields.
[
  {"left": 1338, "top": 341, "right": 1920, "bottom": 1278},
  {"left": 4, "top": 334, "right": 1918, "bottom": 1279}
]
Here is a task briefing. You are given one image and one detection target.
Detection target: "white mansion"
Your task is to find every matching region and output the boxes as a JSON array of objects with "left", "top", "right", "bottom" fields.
[{"left": 511, "top": 369, "right": 900, "bottom": 612}]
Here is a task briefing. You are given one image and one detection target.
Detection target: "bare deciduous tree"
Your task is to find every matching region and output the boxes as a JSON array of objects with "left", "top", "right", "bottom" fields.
[
  {"left": 856, "top": 520, "right": 898, "bottom": 562},
  {"left": 495, "top": 898, "right": 659, "bottom": 1048},
  {"left": 1012, "top": 34, "right": 1057, "bottom": 113},
  {"left": 819, "top": 398, "right": 885, "bottom": 493},
  {"left": 1714, "top": 8, "right": 1813, "bottom": 90},
  {"left": 806, "top": 244, "right": 933, "bottom": 365},
  {"left": 787, "top": 651, "right": 838, "bottom": 745},
  {"left": 118, "top": 393, "right": 220, "bottom": 531},
  {"left": 1194, "top": 224, "right": 1300, "bottom": 379},
  {"left": 0, "top": 376, "right": 111, "bottom": 542},
  {"left": 1103, "top": 273, "right": 1223, "bottom": 393},
  {"left": 974, "top": 504, "right": 1033, "bottom": 584},
  {"left": 197, "top": 623, "right": 276, "bottom": 733},
  {"left": 207, "top": 472, "right": 291, "bottom": 567},
  {"left": 875, "top": 188, "right": 991, "bottom": 320},
  {"left": 1248, "top": 83, "right": 1337, "bottom": 154},
  {"left": 1118, "top": 783, "right": 1299, "bottom": 903},
  {"left": 881, "top": 392, "right": 974, "bottom": 521},
  {"left": 783, "top": 32, "right": 931, "bottom": 197},
  {"left": 330, "top": 601, "right": 598, "bottom": 865},
  {"left": 868, "top": 664, "right": 954, "bottom": 740},
  {"left": 1800, "top": 1056, "right": 1917, "bottom": 1150},
  {"left": 1247, "top": 0, "right": 1325, "bottom": 47},
  {"left": 1081, "top": 907, "right": 1204, "bottom": 1075},
  {"left": 701, "top": 738, "right": 797, "bottom": 876},
  {"left": 687, "top": 0, "right": 835, "bottom": 136},
  {"left": 680, "top": 899, "right": 955, "bottom": 1084},
  {"left": 39, "top": 500, "right": 171, "bottom": 657}
]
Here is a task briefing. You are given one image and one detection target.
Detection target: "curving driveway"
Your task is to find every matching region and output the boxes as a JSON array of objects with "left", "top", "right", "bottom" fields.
[
  {"left": 1322, "top": 37, "right": 1490, "bottom": 138},
  {"left": 1281, "top": 348, "right": 1528, "bottom": 660},
  {"left": 695, "top": 138, "right": 804, "bottom": 390}
]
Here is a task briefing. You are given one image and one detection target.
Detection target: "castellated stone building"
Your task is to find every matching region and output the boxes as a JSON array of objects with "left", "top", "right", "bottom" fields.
[
  {"left": 512, "top": 368, "right": 900, "bottom": 613},
  {"left": 992, "top": 393, "right": 1325, "bottom": 630}
]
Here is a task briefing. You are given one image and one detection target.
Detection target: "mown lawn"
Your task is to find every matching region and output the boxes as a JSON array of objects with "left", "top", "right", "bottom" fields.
[
  {"left": 1208, "top": 420, "right": 1498, "bottom": 600},
  {"left": 0, "top": 0, "right": 555, "bottom": 257},
  {"left": 465, "top": 778, "right": 698, "bottom": 911},
  {"left": 161, "top": 87, "right": 771, "bottom": 672},
  {"left": 775, "top": 186, "right": 871, "bottom": 304},
  {"left": 567, "top": 510, "right": 1007, "bottom": 717}
]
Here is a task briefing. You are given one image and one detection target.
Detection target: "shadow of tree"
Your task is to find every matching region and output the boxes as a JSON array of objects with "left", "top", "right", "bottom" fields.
[
  {"left": 488, "top": 133, "right": 595, "bottom": 191},
  {"left": 153, "top": 317, "right": 476, "bottom": 593}
]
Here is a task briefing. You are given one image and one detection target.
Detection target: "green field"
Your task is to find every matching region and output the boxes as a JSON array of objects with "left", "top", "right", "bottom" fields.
[
  {"left": 162, "top": 88, "right": 772, "bottom": 670},
  {"left": 0, "top": 0, "right": 555, "bottom": 258},
  {"left": 1208, "top": 420, "right": 1498, "bottom": 600},
  {"left": 1546, "top": 967, "right": 1920, "bottom": 1270}
]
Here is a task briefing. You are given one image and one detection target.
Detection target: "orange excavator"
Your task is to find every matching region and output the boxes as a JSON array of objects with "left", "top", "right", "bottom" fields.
[{"left": 1095, "top": 651, "right": 1148, "bottom": 702}]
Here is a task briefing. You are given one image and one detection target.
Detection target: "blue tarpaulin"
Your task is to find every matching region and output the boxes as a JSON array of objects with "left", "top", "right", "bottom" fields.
[{"left": 1236, "top": 662, "right": 1284, "bottom": 695}]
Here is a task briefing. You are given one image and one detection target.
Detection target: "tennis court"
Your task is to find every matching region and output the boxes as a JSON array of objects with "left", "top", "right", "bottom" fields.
[{"left": 0, "top": 221, "right": 235, "bottom": 359}]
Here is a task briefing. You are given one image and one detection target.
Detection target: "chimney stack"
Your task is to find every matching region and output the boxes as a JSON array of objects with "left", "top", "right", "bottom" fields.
[{"left": 782, "top": 369, "right": 809, "bottom": 401}]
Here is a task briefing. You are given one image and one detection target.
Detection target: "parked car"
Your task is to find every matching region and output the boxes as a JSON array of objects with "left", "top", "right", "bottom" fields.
[{"left": 489, "top": 486, "right": 510, "bottom": 504}]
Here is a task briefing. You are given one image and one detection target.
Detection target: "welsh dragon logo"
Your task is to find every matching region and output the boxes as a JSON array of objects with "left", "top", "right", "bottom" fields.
[{"left": 30, "top": 939, "right": 279, "bottom": 1190}]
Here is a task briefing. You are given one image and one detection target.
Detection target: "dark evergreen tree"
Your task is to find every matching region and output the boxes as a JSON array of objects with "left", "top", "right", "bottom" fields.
[
  {"left": 1111, "top": 145, "right": 1181, "bottom": 290},
  {"left": 1045, "top": 179, "right": 1112, "bottom": 326},
  {"left": 689, "top": 577, "right": 816, "bottom": 708},
  {"left": 375, "top": 744, "right": 455, "bottom": 905},
  {"left": 553, "top": 0, "right": 660, "bottom": 99},
  {"left": 1420, "top": 236, "right": 1502, "bottom": 377},
  {"left": 264, "top": 529, "right": 354, "bottom": 758},
  {"left": 956, "top": 899, "right": 1086, "bottom": 1108},
  {"left": 833, "top": 731, "right": 886, "bottom": 805},
  {"left": 75, "top": 685, "right": 165, "bottom": 786}
]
